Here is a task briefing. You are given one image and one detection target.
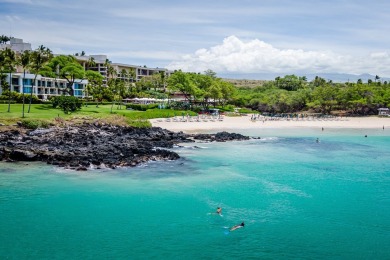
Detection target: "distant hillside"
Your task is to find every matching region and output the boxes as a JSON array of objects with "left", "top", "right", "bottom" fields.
[
  {"left": 220, "top": 73, "right": 390, "bottom": 83},
  {"left": 223, "top": 78, "right": 267, "bottom": 88}
]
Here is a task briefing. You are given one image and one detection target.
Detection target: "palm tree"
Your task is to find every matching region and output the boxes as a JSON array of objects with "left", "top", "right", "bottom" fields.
[
  {"left": 107, "top": 65, "right": 116, "bottom": 80},
  {"left": 2, "top": 48, "right": 17, "bottom": 112},
  {"left": 0, "top": 35, "right": 11, "bottom": 44},
  {"left": 19, "top": 50, "right": 31, "bottom": 118},
  {"left": 87, "top": 57, "right": 96, "bottom": 68},
  {"left": 375, "top": 75, "right": 380, "bottom": 83},
  {"left": 0, "top": 50, "right": 8, "bottom": 101},
  {"left": 29, "top": 45, "right": 52, "bottom": 112},
  {"left": 120, "top": 69, "right": 127, "bottom": 81}
]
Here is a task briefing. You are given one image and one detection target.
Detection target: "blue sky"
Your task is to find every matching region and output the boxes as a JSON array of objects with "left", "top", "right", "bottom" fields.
[{"left": 1, "top": 0, "right": 390, "bottom": 78}]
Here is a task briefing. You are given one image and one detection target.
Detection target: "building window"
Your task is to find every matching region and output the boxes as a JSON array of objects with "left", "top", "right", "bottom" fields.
[
  {"left": 47, "top": 82, "right": 52, "bottom": 87},
  {"left": 23, "top": 79, "right": 32, "bottom": 86},
  {"left": 23, "top": 86, "right": 32, "bottom": 94},
  {"left": 12, "top": 78, "right": 19, "bottom": 85},
  {"left": 74, "top": 90, "right": 83, "bottom": 96}
]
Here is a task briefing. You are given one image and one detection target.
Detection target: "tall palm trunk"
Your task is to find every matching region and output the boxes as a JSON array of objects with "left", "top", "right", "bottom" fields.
[
  {"left": 7, "top": 71, "right": 12, "bottom": 112},
  {"left": 22, "top": 70, "right": 26, "bottom": 117},
  {"left": 28, "top": 75, "right": 37, "bottom": 113}
]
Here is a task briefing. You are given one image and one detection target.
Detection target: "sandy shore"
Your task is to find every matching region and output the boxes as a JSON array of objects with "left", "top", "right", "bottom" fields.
[{"left": 151, "top": 116, "right": 390, "bottom": 133}]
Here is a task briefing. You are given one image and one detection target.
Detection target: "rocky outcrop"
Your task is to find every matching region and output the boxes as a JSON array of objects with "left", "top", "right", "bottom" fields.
[
  {"left": 0, "top": 123, "right": 251, "bottom": 170},
  {"left": 191, "top": 131, "right": 251, "bottom": 142}
]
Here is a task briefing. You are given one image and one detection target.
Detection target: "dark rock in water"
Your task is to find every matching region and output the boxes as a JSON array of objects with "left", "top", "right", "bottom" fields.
[
  {"left": 0, "top": 123, "right": 250, "bottom": 170},
  {"left": 191, "top": 131, "right": 250, "bottom": 142},
  {"left": 9, "top": 149, "right": 37, "bottom": 161}
]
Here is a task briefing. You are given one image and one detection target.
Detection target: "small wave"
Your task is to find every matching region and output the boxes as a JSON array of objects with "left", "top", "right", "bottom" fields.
[{"left": 261, "top": 180, "right": 311, "bottom": 198}]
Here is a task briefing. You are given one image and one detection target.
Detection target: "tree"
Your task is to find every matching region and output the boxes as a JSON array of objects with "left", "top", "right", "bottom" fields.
[
  {"left": 45, "top": 55, "right": 84, "bottom": 96},
  {"left": 309, "top": 83, "right": 339, "bottom": 114},
  {"left": 29, "top": 45, "right": 52, "bottom": 113},
  {"left": 219, "top": 80, "right": 236, "bottom": 107},
  {"left": 51, "top": 95, "right": 82, "bottom": 114},
  {"left": 312, "top": 76, "right": 327, "bottom": 87},
  {"left": 19, "top": 50, "right": 31, "bottom": 118},
  {"left": 208, "top": 81, "right": 222, "bottom": 107},
  {"left": 167, "top": 70, "right": 197, "bottom": 106},
  {"left": 2, "top": 48, "right": 17, "bottom": 112},
  {"left": 275, "top": 74, "right": 305, "bottom": 91},
  {"left": 0, "top": 35, "right": 11, "bottom": 44},
  {"left": 375, "top": 75, "right": 380, "bottom": 83},
  {"left": 87, "top": 57, "right": 96, "bottom": 68},
  {"left": 85, "top": 70, "right": 104, "bottom": 107},
  {"left": 204, "top": 69, "right": 217, "bottom": 79}
]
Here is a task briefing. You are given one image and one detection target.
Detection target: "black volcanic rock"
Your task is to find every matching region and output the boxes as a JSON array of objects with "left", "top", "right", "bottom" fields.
[
  {"left": 0, "top": 123, "right": 251, "bottom": 170},
  {"left": 191, "top": 131, "right": 250, "bottom": 142}
]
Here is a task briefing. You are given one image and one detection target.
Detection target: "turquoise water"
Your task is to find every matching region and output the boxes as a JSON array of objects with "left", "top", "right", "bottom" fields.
[{"left": 1, "top": 128, "right": 390, "bottom": 259}]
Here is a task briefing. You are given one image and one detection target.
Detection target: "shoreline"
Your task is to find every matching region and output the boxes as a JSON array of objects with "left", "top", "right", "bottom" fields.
[{"left": 151, "top": 116, "right": 390, "bottom": 134}]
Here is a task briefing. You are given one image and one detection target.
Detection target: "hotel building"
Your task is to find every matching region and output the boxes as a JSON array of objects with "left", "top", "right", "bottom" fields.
[{"left": 0, "top": 38, "right": 171, "bottom": 100}]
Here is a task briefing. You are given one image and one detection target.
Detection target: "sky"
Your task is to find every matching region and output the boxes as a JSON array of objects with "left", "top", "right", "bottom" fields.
[{"left": 1, "top": 0, "right": 390, "bottom": 79}]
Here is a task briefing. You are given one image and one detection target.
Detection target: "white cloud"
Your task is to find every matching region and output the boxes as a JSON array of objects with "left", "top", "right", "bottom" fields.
[
  {"left": 167, "top": 36, "right": 390, "bottom": 76},
  {"left": 107, "top": 50, "right": 183, "bottom": 61}
]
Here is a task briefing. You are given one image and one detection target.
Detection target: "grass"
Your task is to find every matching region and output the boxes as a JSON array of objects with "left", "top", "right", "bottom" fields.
[{"left": 0, "top": 104, "right": 195, "bottom": 128}]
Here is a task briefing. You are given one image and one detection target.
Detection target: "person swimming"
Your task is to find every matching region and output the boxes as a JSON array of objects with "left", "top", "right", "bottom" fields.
[
  {"left": 230, "top": 222, "right": 245, "bottom": 231},
  {"left": 216, "top": 207, "right": 222, "bottom": 215}
]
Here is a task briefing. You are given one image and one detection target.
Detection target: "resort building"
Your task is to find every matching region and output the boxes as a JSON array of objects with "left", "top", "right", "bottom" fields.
[
  {"left": 1, "top": 73, "right": 87, "bottom": 100},
  {"left": 0, "top": 38, "right": 32, "bottom": 52},
  {"left": 0, "top": 38, "right": 171, "bottom": 100},
  {"left": 75, "top": 54, "right": 171, "bottom": 85}
]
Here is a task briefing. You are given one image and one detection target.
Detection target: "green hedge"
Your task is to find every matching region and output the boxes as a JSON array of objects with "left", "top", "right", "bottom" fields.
[
  {"left": 125, "top": 103, "right": 159, "bottom": 111},
  {"left": 0, "top": 92, "right": 41, "bottom": 104},
  {"left": 82, "top": 101, "right": 113, "bottom": 106},
  {"left": 20, "top": 119, "right": 50, "bottom": 129}
]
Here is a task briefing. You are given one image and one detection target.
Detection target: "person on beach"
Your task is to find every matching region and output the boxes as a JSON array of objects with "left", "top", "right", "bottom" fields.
[
  {"left": 230, "top": 222, "right": 245, "bottom": 231},
  {"left": 216, "top": 207, "right": 222, "bottom": 215}
]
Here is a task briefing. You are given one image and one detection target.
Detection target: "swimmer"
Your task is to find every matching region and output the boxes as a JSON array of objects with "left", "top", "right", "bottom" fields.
[
  {"left": 216, "top": 207, "right": 222, "bottom": 215},
  {"left": 230, "top": 222, "right": 245, "bottom": 231},
  {"left": 316, "top": 138, "right": 319, "bottom": 143}
]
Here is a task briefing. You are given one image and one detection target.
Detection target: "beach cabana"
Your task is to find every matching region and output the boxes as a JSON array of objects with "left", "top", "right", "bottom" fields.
[{"left": 378, "top": 108, "right": 389, "bottom": 116}]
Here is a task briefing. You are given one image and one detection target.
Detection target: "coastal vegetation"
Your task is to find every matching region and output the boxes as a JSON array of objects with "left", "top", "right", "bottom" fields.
[
  {"left": 0, "top": 103, "right": 194, "bottom": 128},
  {"left": 1, "top": 40, "right": 390, "bottom": 128},
  {"left": 233, "top": 75, "right": 390, "bottom": 115}
]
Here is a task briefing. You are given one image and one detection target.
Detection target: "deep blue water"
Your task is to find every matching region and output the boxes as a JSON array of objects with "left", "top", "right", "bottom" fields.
[{"left": 1, "top": 128, "right": 389, "bottom": 259}]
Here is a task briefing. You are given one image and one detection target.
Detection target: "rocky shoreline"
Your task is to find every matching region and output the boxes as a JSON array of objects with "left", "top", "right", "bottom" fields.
[{"left": 0, "top": 123, "right": 251, "bottom": 171}]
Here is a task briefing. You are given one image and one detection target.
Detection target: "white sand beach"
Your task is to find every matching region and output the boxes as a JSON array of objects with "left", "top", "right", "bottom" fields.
[{"left": 151, "top": 115, "right": 390, "bottom": 133}]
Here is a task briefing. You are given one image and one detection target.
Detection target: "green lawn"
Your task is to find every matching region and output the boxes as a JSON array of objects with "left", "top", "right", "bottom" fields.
[{"left": 0, "top": 103, "right": 195, "bottom": 127}]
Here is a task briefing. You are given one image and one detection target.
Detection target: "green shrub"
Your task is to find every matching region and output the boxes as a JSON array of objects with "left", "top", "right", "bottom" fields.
[
  {"left": 238, "top": 108, "right": 256, "bottom": 114},
  {"left": 51, "top": 96, "right": 82, "bottom": 114},
  {"left": 20, "top": 119, "right": 50, "bottom": 129},
  {"left": 125, "top": 103, "right": 158, "bottom": 111},
  {"left": 127, "top": 119, "right": 152, "bottom": 128},
  {"left": 0, "top": 91, "right": 41, "bottom": 104}
]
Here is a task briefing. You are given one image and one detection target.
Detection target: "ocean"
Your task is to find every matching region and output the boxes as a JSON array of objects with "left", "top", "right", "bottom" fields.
[{"left": 1, "top": 128, "right": 389, "bottom": 259}]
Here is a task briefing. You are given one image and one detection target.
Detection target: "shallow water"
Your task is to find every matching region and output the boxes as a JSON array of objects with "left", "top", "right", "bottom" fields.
[{"left": 1, "top": 128, "right": 389, "bottom": 259}]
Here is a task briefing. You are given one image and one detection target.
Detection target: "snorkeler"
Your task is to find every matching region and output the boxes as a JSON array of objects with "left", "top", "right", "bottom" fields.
[
  {"left": 216, "top": 207, "right": 222, "bottom": 215},
  {"left": 230, "top": 222, "right": 245, "bottom": 231}
]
